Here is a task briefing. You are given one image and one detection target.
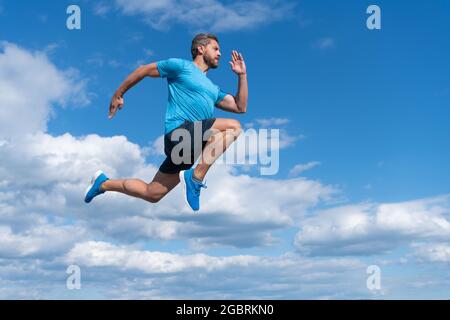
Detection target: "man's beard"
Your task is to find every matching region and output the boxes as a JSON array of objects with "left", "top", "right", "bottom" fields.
[{"left": 203, "top": 55, "right": 218, "bottom": 69}]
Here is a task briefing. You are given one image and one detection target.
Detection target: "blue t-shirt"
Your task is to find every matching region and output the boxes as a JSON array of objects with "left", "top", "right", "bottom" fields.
[{"left": 156, "top": 58, "right": 228, "bottom": 133}]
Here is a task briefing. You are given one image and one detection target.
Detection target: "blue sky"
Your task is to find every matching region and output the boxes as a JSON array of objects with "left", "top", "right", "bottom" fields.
[{"left": 0, "top": 0, "right": 449, "bottom": 299}]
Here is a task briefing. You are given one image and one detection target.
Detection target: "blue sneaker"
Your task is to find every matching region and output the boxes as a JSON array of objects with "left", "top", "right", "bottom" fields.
[
  {"left": 179, "top": 168, "right": 207, "bottom": 211},
  {"left": 84, "top": 170, "right": 109, "bottom": 203}
]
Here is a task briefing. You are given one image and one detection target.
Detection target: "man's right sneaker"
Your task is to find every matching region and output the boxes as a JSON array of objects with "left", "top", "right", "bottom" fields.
[
  {"left": 84, "top": 170, "right": 109, "bottom": 203},
  {"left": 179, "top": 168, "right": 207, "bottom": 212}
]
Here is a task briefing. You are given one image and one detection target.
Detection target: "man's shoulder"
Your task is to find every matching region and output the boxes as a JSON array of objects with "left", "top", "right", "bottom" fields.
[
  {"left": 162, "top": 58, "right": 190, "bottom": 66},
  {"left": 157, "top": 58, "right": 191, "bottom": 78}
]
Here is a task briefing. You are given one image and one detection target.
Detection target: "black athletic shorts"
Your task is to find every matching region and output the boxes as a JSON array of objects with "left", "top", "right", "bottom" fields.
[{"left": 158, "top": 118, "right": 217, "bottom": 174}]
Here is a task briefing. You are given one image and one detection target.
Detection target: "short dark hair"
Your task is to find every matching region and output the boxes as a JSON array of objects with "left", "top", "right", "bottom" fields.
[{"left": 191, "top": 33, "right": 219, "bottom": 59}]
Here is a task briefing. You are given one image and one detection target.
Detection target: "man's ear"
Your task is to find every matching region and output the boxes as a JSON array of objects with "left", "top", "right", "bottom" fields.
[{"left": 197, "top": 45, "right": 205, "bottom": 55}]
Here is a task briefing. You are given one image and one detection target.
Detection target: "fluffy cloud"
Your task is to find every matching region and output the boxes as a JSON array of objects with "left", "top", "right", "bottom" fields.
[
  {"left": 59, "top": 240, "right": 368, "bottom": 299},
  {"left": 0, "top": 241, "right": 370, "bottom": 299},
  {"left": 0, "top": 42, "right": 89, "bottom": 139},
  {"left": 114, "top": 0, "right": 296, "bottom": 32},
  {"left": 289, "top": 161, "right": 321, "bottom": 177},
  {"left": 0, "top": 224, "right": 86, "bottom": 258},
  {"left": 64, "top": 241, "right": 260, "bottom": 273},
  {"left": 294, "top": 195, "right": 450, "bottom": 256},
  {"left": 0, "top": 133, "right": 145, "bottom": 187},
  {"left": 412, "top": 243, "right": 450, "bottom": 263}
]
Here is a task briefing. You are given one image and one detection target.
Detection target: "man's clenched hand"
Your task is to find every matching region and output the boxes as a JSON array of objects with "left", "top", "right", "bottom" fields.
[{"left": 108, "top": 93, "right": 124, "bottom": 119}]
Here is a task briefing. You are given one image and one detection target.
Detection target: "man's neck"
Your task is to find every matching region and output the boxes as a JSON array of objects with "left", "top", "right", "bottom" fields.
[{"left": 193, "top": 58, "right": 209, "bottom": 74}]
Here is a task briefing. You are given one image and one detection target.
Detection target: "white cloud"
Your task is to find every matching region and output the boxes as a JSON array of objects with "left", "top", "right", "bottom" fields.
[
  {"left": 145, "top": 134, "right": 165, "bottom": 156},
  {"left": 0, "top": 132, "right": 146, "bottom": 187},
  {"left": 294, "top": 195, "right": 450, "bottom": 256},
  {"left": 0, "top": 223, "right": 86, "bottom": 258},
  {"left": 289, "top": 161, "right": 321, "bottom": 177},
  {"left": 279, "top": 129, "right": 305, "bottom": 148},
  {"left": 0, "top": 42, "right": 89, "bottom": 139},
  {"left": 114, "top": 0, "right": 296, "bottom": 32},
  {"left": 105, "top": 216, "right": 181, "bottom": 240},
  {"left": 64, "top": 241, "right": 261, "bottom": 273},
  {"left": 412, "top": 243, "right": 450, "bottom": 263},
  {"left": 59, "top": 240, "right": 370, "bottom": 299},
  {"left": 0, "top": 245, "right": 369, "bottom": 299}
]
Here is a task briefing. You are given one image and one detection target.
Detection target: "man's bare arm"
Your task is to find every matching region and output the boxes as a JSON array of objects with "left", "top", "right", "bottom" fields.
[
  {"left": 217, "top": 74, "right": 248, "bottom": 114},
  {"left": 108, "top": 63, "right": 160, "bottom": 119},
  {"left": 216, "top": 51, "right": 248, "bottom": 114}
]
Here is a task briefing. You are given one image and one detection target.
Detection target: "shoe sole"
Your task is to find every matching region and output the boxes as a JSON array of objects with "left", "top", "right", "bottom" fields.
[
  {"left": 84, "top": 170, "right": 104, "bottom": 202},
  {"left": 179, "top": 170, "right": 196, "bottom": 211}
]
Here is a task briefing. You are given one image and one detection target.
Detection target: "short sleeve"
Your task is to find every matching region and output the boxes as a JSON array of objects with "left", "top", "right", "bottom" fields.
[
  {"left": 156, "top": 58, "right": 185, "bottom": 79},
  {"left": 215, "top": 88, "right": 229, "bottom": 105}
]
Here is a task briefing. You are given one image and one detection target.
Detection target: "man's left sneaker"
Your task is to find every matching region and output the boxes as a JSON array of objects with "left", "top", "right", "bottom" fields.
[
  {"left": 84, "top": 170, "right": 109, "bottom": 203},
  {"left": 179, "top": 168, "right": 207, "bottom": 212}
]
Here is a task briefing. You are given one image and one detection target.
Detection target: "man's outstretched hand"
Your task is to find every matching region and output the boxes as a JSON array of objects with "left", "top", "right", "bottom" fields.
[
  {"left": 108, "top": 93, "right": 124, "bottom": 119},
  {"left": 229, "top": 50, "right": 246, "bottom": 76}
]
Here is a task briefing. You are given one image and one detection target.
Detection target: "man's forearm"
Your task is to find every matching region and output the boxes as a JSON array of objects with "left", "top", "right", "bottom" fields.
[
  {"left": 235, "top": 74, "right": 248, "bottom": 113},
  {"left": 115, "top": 65, "right": 149, "bottom": 96}
]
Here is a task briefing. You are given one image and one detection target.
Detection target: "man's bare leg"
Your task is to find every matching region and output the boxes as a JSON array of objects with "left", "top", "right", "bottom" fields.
[
  {"left": 100, "top": 170, "right": 180, "bottom": 203},
  {"left": 193, "top": 118, "right": 242, "bottom": 181}
]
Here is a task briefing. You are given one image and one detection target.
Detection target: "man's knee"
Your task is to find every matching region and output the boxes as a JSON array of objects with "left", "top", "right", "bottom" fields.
[
  {"left": 221, "top": 119, "right": 242, "bottom": 140},
  {"left": 227, "top": 119, "right": 242, "bottom": 132},
  {"left": 213, "top": 118, "right": 243, "bottom": 133}
]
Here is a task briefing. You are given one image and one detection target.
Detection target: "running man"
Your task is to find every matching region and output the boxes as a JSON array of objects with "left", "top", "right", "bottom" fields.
[{"left": 84, "top": 33, "right": 248, "bottom": 211}]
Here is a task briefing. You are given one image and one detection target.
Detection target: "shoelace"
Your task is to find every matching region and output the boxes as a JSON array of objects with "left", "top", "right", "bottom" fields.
[{"left": 193, "top": 180, "right": 208, "bottom": 196}]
